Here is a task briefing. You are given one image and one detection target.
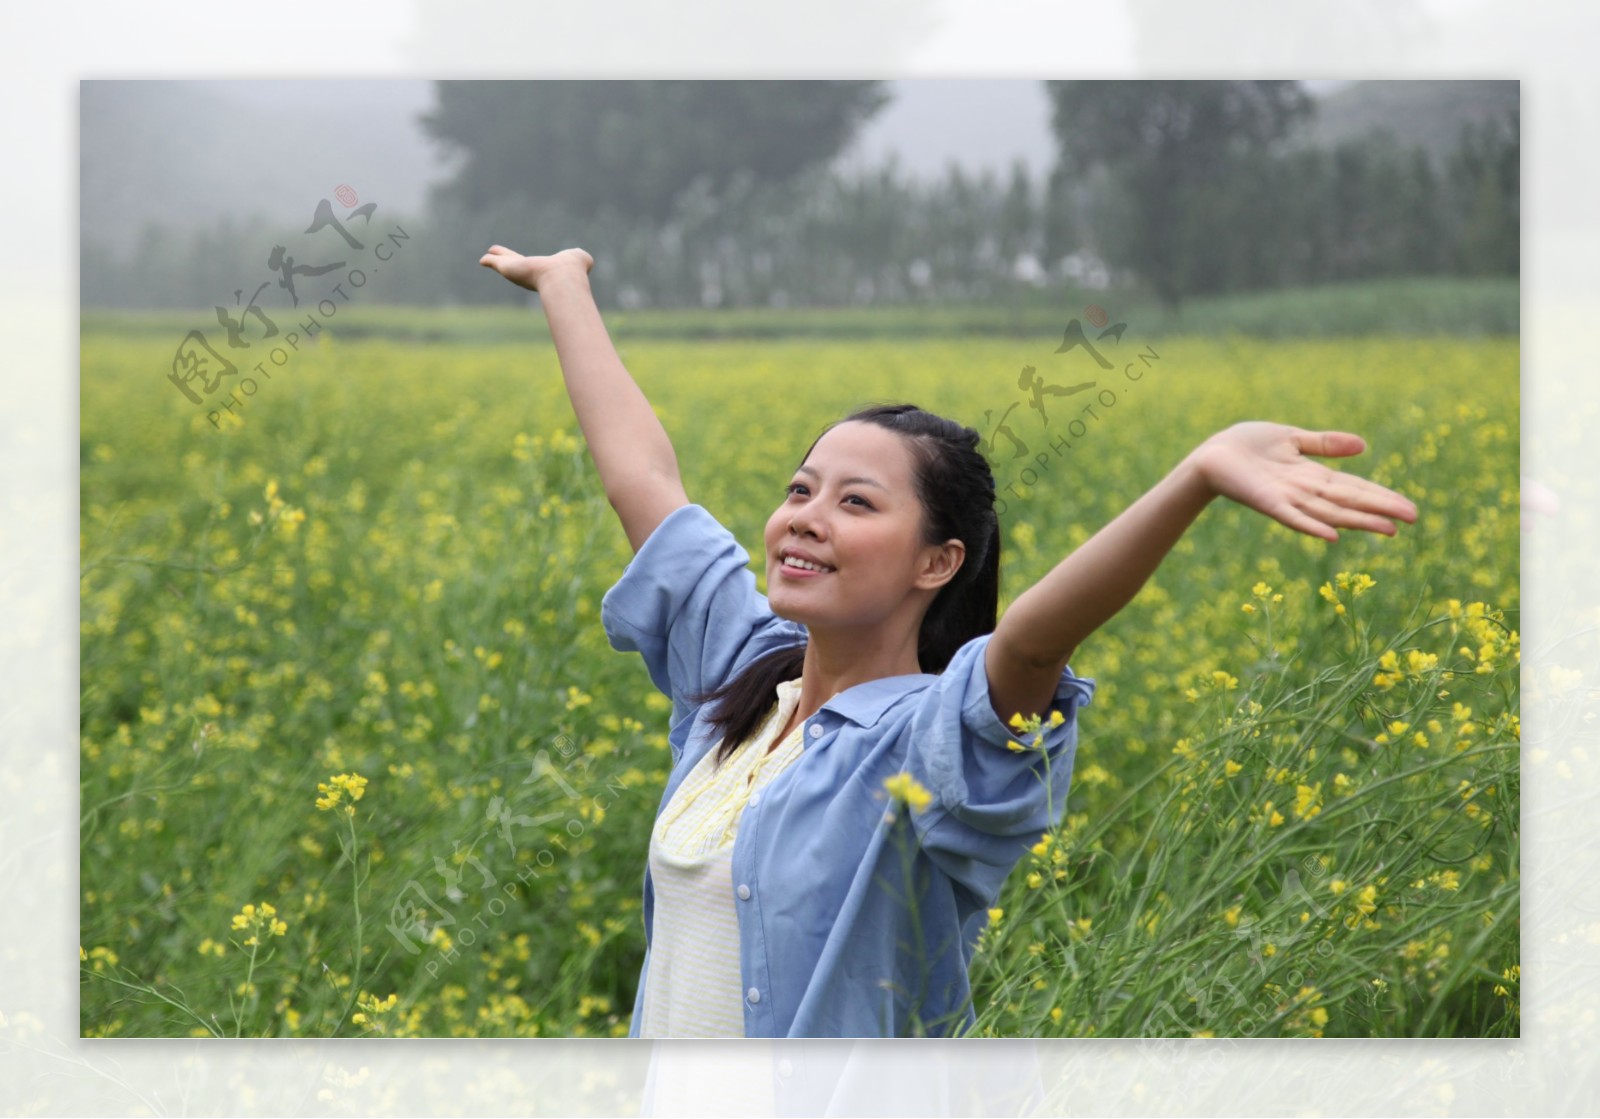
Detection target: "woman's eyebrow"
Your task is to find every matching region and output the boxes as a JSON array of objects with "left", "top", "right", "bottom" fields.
[{"left": 795, "top": 464, "right": 888, "bottom": 491}]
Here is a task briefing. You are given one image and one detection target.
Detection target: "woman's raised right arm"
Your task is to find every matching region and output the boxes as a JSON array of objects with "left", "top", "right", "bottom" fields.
[{"left": 479, "top": 245, "right": 689, "bottom": 553}]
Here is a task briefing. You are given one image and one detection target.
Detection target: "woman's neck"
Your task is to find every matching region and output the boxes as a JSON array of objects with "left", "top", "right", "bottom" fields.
[{"left": 784, "top": 623, "right": 926, "bottom": 738}]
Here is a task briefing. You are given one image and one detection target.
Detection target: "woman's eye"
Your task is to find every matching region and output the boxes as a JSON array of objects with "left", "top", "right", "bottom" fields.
[
  {"left": 844, "top": 494, "right": 872, "bottom": 508},
  {"left": 786, "top": 483, "right": 808, "bottom": 497}
]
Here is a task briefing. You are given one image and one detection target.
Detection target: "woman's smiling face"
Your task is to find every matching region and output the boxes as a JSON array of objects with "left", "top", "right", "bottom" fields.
[{"left": 763, "top": 420, "right": 961, "bottom": 633}]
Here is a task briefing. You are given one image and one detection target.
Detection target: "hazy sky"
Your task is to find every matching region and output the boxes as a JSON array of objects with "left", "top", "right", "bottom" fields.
[
  {"left": 197, "top": 78, "right": 1350, "bottom": 198},
  {"left": 201, "top": 79, "right": 1081, "bottom": 188}
]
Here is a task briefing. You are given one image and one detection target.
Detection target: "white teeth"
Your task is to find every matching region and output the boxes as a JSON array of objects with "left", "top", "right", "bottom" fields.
[{"left": 783, "top": 555, "right": 832, "bottom": 573}]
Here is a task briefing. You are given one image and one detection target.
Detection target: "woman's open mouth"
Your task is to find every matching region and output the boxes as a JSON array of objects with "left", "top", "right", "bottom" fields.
[{"left": 778, "top": 551, "right": 835, "bottom": 577}]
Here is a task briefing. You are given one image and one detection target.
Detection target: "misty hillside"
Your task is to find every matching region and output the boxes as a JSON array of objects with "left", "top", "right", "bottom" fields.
[{"left": 1287, "top": 79, "right": 1518, "bottom": 165}]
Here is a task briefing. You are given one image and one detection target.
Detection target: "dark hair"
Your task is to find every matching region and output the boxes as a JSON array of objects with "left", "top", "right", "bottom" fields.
[{"left": 692, "top": 402, "right": 1001, "bottom": 766}]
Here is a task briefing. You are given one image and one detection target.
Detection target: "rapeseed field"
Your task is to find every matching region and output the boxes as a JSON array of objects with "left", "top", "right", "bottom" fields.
[{"left": 80, "top": 319, "right": 1518, "bottom": 1037}]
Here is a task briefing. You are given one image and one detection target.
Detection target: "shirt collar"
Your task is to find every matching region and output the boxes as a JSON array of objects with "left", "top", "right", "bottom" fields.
[{"left": 811, "top": 672, "right": 939, "bottom": 729}]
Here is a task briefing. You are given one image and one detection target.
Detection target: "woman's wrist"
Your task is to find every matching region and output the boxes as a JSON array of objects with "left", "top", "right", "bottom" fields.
[
  {"left": 1180, "top": 441, "right": 1220, "bottom": 502},
  {"left": 536, "top": 264, "right": 593, "bottom": 300}
]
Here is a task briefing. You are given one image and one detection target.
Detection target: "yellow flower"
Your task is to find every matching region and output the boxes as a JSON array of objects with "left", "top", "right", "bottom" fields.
[
  {"left": 1353, "top": 884, "right": 1379, "bottom": 921},
  {"left": 1252, "top": 582, "right": 1273, "bottom": 600},
  {"left": 1428, "top": 870, "right": 1461, "bottom": 891},
  {"left": 1241, "top": 603, "right": 1256, "bottom": 614},
  {"left": 1026, "top": 872, "right": 1044, "bottom": 889},
  {"left": 316, "top": 772, "right": 369, "bottom": 815},
  {"left": 1373, "top": 649, "right": 1404, "bottom": 688},
  {"left": 1293, "top": 782, "right": 1323, "bottom": 820},
  {"left": 1223, "top": 905, "right": 1241, "bottom": 927},
  {"left": 1223, "top": 759, "right": 1242, "bottom": 778},
  {"left": 883, "top": 771, "right": 933, "bottom": 814},
  {"left": 988, "top": 908, "right": 1004, "bottom": 923},
  {"left": 1335, "top": 571, "right": 1376, "bottom": 596},
  {"left": 231, "top": 901, "right": 287, "bottom": 943}
]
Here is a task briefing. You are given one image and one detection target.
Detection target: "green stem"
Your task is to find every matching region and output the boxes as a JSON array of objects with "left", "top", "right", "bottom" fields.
[
  {"left": 82, "top": 965, "right": 224, "bottom": 1039},
  {"left": 347, "top": 812, "right": 364, "bottom": 1011},
  {"left": 237, "top": 941, "right": 258, "bottom": 1038}
]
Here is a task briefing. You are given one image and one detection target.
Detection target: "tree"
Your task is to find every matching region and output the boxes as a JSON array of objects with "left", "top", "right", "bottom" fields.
[
  {"left": 418, "top": 81, "right": 892, "bottom": 226},
  {"left": 1447, "top": 108, "right": 1519, "bottom": 277},
  {"left": 1042, "top": 81, "right": 1315, "bottom": 308},
  {"left": 997, "top": 159, "right": 1038, "bottom": 273}
]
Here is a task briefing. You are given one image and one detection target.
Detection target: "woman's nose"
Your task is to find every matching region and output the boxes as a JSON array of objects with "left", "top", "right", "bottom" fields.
[{"left": 788, "top": 500, "right": 825, "bottom": 539}]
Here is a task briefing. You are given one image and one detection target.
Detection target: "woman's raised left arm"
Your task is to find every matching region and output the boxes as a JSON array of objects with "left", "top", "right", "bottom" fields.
[{"left": 985, "top": 422, "right": 1420, "bottom": 725}]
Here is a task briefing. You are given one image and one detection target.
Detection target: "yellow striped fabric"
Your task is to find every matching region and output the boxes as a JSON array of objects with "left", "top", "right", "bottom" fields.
[{"left": 638, "top": 678, "right": 807, "bottom": 1039}]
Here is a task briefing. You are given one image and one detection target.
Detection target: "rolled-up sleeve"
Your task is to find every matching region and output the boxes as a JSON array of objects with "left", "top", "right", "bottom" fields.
[
  {"left": 599, "top": 504, "right": 801, "bottom": 728},
  {"left": 902, "top": 633, "right": 1096, "bottom": 906}
]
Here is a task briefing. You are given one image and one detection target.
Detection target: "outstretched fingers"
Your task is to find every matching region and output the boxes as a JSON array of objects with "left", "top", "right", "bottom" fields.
[
  {"left": 1316, "top": 469, "right": 1419, "bottom": 526},
  {"left": 1265, "top": 493, "right": 1341, "bottom": 542},
  {"left": 1292, "top": 490, "right": 1400, "bottom": 538}
]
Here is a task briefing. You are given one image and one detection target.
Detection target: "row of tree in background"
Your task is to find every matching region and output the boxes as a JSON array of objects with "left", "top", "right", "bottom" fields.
[{"left": 82, "top": 81, "right": 1517, "bottom": 311}]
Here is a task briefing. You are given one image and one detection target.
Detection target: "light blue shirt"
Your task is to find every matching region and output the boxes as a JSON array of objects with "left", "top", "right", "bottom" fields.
[{"left": 600, "top": 503, "right": 1096, "bottom": 1038}]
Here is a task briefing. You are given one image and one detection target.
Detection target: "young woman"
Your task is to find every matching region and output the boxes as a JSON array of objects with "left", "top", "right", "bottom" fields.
[{"left": 478, "top": 244, "right": 1419, "bottom": 1041}]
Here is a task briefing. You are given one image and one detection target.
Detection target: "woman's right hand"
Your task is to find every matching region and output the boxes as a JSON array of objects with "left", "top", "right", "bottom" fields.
[{"left": 478, "top": 245, "right": 594, "bottom": 292}]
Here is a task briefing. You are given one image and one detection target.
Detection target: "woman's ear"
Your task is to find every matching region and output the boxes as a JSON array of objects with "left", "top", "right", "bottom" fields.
[{"left": 914, "top": 539, "right": 966, "bottom": 591}]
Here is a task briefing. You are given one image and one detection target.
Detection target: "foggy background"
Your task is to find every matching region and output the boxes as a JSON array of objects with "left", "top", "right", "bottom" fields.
[{"left": 79, "top": 79, "right": 1517, "bottom": 312}]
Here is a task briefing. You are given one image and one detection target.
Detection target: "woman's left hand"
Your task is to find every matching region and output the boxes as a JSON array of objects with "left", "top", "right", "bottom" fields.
[{"left": 1189, "top": 422, "right": 1419, "bottom": 542}]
